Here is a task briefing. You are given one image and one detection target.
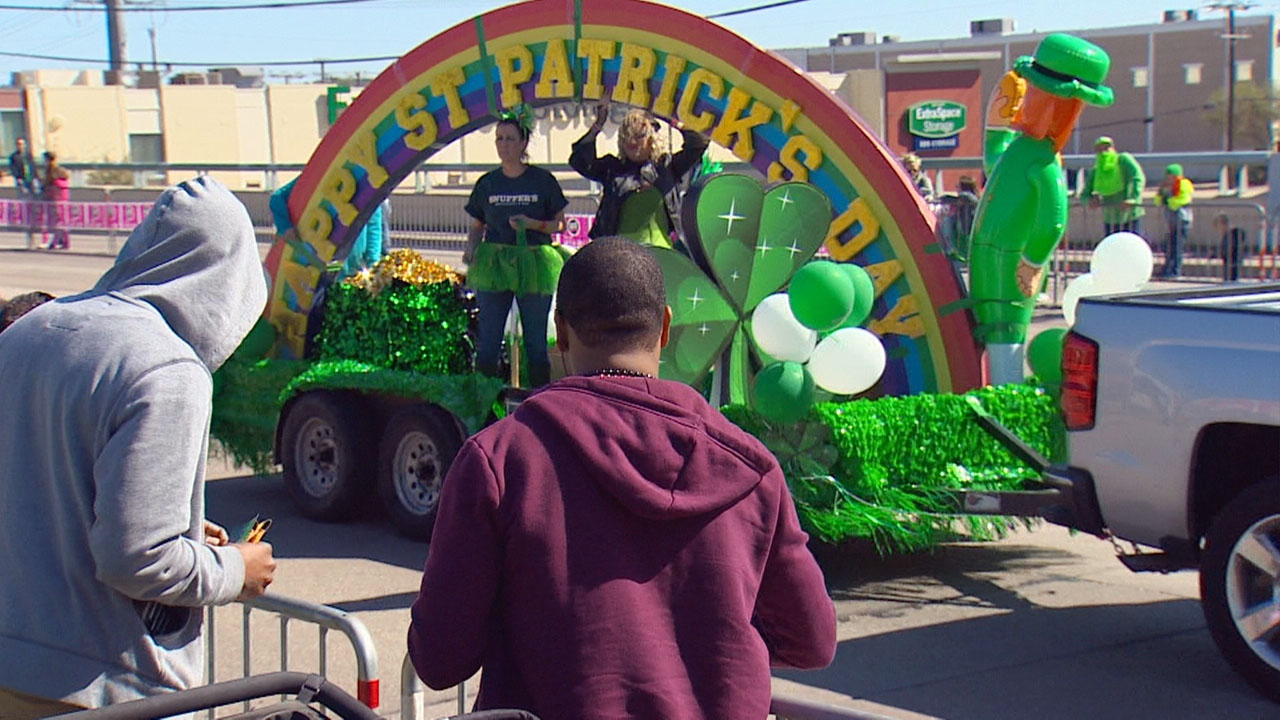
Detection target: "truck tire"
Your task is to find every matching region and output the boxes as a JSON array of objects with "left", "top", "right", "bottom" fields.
[
  {"left": 1199, "top": 480, "right": 1280, "bottom": 701},
  {"left": 377, "top": 406, "right": 462, "bottom": 541},
  {"left": 280, "top": 392, "right": 373, "bottom": 521}
]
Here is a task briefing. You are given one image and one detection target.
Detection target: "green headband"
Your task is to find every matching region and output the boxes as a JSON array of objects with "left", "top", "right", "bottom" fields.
[{"left": 498, "top": 103, "right": 535, "bottom": 137}]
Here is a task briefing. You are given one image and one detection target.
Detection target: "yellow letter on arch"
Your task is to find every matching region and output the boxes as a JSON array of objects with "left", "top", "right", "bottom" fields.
[
  {"left": 535, "top": 37, "right": 575, "bottom": 99},
  {"left": 825, "top": 197, "right": 881, "bottom": 262},
  {"left": 710, "top": 87, "right": 774, "bottom": 162},
  {"left": 395, "top": 92, "right": 439, "bottom": 151},
  {"left": 652, "top": 53, "right": 688, "bottom": 118},
  {"left": 429, "top": 66, "right": 470, "bottom": 130},
  {"left": 767, "top": 134, "right": 823, "bottom": 182},
  {"left": 348, "top": 129, "right": 388, "bottom": 188},
  {"left": 676, "top": 68, "right": 724, "bottom": 133},
  {"left": 319, "top": 166, "right": 360, "bottom": 228},
  {"left": 495, "top": 44, "right": 535, "bottom": 108},
  {"left": 611, "top": 43, "right": 657, "bottom": 108},
  {"left": 577, "top": 38, "right": 617, "bottom": 100}
]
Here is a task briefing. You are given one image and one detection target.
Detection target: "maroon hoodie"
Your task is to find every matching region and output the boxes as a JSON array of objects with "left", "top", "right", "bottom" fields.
[{"left": 408, "top": 375, "right": 836, "bottom": 720}]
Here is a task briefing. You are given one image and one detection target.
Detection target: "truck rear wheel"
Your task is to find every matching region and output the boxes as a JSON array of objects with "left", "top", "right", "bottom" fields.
[
  {"left": 377, "top": 406, "right": 462, "bottom": 541},
  {"left": 1199, "top": 480, "right": 1280, "bottom": 701},
  {"left": 280, "top": 392, "right": 373, "bottom": 521}
]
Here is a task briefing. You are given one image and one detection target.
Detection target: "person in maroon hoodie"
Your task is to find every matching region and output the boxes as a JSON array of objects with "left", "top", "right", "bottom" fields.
[{"left": 408, "top": 237, "right": 836, "bottom": 719}]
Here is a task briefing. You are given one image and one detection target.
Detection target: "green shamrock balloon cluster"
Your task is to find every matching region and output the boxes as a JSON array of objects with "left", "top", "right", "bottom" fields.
[{"left": 652, "top": 173, "right": 886, "bottom": 423}]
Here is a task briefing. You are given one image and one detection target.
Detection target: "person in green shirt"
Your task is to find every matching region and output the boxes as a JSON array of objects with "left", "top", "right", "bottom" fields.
[
  {"left": 570, "top": 96, "right": 708, "bottom": 251},
  {"left": 1081, "top": 136, "right": 1145, "bottom": 237},
  {"left": 464, "top": 106, "right": 569, "bottom": 388},
  {"left": 1154, "top": 163, "right": 1194, "bottom": 277}
]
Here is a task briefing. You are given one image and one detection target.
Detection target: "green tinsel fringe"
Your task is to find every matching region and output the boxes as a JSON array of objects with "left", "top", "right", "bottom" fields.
[
  {"left": 281, "top": 360, "right": 505, "bottom": 435},
  {"left": 210, "top": 358, "right": 506, "bottom": 475},
  {"left": 210, "top": 358, "right": 312, "bottom": 474},
  {"left": 313, "top": 280, "right": 473, "bottom": 375},
  {"left": 724, "top": 382, "right": 1065, "bottom": 553}
]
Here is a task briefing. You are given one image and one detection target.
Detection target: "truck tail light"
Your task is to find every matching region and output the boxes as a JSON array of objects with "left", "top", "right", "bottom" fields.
[{"left": 1061, "top": 331, "right": 1098, "bottom": 431}]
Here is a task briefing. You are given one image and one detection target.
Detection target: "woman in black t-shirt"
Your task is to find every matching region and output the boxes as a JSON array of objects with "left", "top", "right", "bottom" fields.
[{"left": 464, "top": 107, "right": 569, "bottom": 388}]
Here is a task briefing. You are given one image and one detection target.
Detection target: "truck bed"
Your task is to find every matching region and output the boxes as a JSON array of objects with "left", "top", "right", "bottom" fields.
[{"left": 1069, "top": 282, "right": 1280, "bottom": 550}]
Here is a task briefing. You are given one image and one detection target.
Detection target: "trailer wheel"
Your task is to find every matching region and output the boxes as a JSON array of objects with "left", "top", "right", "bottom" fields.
[
  {"left": 1199, "top": 480, "right": 1280, "bottom": 701},
  {"left": 280, "top": 392, "right": 372, "bottom": 521},
  {"left": 377, "top": 406, "right": 462, "bottom": 541}
]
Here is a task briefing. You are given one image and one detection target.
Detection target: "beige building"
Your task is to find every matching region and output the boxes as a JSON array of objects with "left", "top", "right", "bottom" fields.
[{"left": 777, "top": 11, "right": 1278, "bottom": 155}]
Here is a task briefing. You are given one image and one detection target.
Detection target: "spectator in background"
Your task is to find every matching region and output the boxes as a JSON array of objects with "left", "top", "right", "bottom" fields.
[
  {"left": 41, "top": 151, "right": 70, "bottom": 250},
  {"left": 8, "top": 138, "right": 38, "bottom": 197},
  {"left": 465, "top": 106, "right": 568, "bottom": 388},
  {"left": 267, "top": 178, "right": 385, "bottom": 279},
  {"left": 570, "top": 96, "right": 707, "bottom": 252},
  {"left": 950, "top": 175, "right": 981, "bottom": 262},
  {"left": 1213, "top": 212, "right": 1246, "bottom": 281},
  {"left": 0, "top": 177, "right": 275, "bottom": 717},
  {"left": 901, "top": 153, "right": 935, "bottom": 202},
  {"left": 1081, "top": 136, "right": 1145, "bottom": 237},
  {"left": 0, "top": 291, "right": 55, "bottom": 333},
  {"left": 1154, "top": 163, "right": 1193, "bottom": 278},
  {"left": 409, "top": 238, "right": 836, "bottom": 719}
]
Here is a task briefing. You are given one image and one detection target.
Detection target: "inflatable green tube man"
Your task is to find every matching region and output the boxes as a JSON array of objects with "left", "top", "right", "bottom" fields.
[{"left": 969, "top": 34, "right": 1113, "bottom": 384}]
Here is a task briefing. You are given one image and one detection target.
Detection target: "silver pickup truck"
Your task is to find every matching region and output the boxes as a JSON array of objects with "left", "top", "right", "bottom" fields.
[{"left": 1047, "top": 282, "right": 1280, "bottom": 701}]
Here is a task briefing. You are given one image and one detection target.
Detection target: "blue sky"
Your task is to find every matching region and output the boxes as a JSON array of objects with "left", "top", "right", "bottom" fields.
[{"left": 0, "top": 0, "right": 1273, "bottom": 82}]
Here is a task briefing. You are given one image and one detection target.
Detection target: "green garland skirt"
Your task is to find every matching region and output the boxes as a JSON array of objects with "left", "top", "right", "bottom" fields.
[{"left": 467, "top": 242, "right": 570, "bottom": 296}]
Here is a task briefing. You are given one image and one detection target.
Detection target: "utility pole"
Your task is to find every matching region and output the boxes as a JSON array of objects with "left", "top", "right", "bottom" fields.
[
  {"left": 105, "top": 0, "right": 127, "bottom": 85},
  {"left": 148, "top": 26, "right": 158, "bottom": 71},
  {"left": 1227, "top": 5, "right": 1236, "bottom": 150},
  {"left": 1208, "top": 1, "right": 1258, "bottom": 151}
]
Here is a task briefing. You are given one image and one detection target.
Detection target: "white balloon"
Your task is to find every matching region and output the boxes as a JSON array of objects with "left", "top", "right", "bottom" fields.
[
  {"left": 1062, "top": 273, "right": 1105, "bottom": 326},
  {"left": 751, "top": 293, "right": 818, "bottom": 363},
  {"left": 806, "top": 327, "right": 886, "bottom": 395},
  {"left": 1090, "top": 232, "right": 1153, "bottom": 292}
]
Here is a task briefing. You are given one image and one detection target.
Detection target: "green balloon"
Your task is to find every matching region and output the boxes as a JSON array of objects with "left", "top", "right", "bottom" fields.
[
  {"left": 751, "top": 361, "right": 816, "bottom": 423},
  {"left": 838, "top": 263, "right": 876, "bottom": 328},
  {"left": 787, "top": 261, "right": 855, "bottom": 332},
  {"left": 1027, "top": 328, "right": 1067, "bottom": 385}
]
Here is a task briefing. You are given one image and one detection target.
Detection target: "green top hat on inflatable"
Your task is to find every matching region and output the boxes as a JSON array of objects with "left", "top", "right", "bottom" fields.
[{"left": 1013, "top": 33, "right": 1114, "bottom": 107}]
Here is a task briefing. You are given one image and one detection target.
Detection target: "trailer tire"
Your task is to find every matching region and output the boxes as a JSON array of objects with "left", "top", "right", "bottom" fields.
[
  {"left": 280, "top": 392, "right": 373, "bottom": 521},
  {"left": 1199, "top": 480, "right": 1280, "bottom": 702},
  {"left": 377, "top": 406, "right": 462, "bottom": 541}
]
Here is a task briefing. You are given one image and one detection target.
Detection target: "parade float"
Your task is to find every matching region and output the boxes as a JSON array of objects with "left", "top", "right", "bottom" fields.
[{"left": 212, "top": 0, "right": 1121, "bottom": 550}]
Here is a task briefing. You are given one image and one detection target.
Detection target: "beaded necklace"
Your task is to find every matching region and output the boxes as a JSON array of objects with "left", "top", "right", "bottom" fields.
[{"left": 584, "top": 368, "right": 653, "bottom": 379}]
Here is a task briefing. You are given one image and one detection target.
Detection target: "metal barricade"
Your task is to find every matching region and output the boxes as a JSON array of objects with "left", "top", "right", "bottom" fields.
[
  {"left": 399, "top": 653, "right": 897, "bottom": 720},
  {"left": 1046, "top": 199, "right": 1278, "bottom": 302},
  {"left": 205, "top": 593, "right": 381, "bottom": 717}
]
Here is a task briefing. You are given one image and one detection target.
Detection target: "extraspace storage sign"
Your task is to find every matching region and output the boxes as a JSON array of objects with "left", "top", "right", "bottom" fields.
[{"left": 907, "top": 100, "right": 966, "bottom": 151}]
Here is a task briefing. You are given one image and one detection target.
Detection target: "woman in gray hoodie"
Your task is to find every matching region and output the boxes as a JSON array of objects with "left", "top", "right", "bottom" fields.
[{"left": 0, "top": 176, "right": 276, "bottom": 715}]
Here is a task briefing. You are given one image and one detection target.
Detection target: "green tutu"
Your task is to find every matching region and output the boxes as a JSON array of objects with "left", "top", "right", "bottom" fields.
[{"left": 466, "top": 242, "right": 570, "bottom": 296}]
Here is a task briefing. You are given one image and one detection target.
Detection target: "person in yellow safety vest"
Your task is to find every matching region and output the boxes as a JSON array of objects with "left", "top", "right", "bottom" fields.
[
  {"left": 1081, "top": 136, "right": 1145, "bottom": 237},
  {"left": 1154, "top": 163, "right": 1193, "bottom": 277}
]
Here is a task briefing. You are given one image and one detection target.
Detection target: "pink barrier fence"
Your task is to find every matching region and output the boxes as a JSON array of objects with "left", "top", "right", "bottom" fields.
[
  {"left": 0, "top": 198, "right": 153, "bottom": 231},
  {"left": 555, "top": 213, "right": 595, "bottom": 248}
]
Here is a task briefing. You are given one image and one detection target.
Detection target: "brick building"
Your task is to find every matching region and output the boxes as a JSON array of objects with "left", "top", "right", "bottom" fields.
[{"left": 777, "top": 11, "right": 1278, "bottom": 157}]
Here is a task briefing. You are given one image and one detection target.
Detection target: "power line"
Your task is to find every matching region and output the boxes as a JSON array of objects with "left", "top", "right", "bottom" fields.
[
  {"left": 0, "top": 0, "right": 384, "bottom": 11},
  {"left": 707, "top": 0, "right": 813, "bottom": 20},
  {"left": 0, "top": 48, "right": 398, "bottom": 66}
]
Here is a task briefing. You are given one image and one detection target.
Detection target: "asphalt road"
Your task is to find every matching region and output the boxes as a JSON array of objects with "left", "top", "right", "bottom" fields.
[{"left": 1, "top": 233, "right": 1274, "bottom": 719}]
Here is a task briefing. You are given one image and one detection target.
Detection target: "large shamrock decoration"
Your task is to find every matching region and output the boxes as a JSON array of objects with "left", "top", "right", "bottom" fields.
[{"left": 652, "top": 174, "right": 833, "bottom": 404}]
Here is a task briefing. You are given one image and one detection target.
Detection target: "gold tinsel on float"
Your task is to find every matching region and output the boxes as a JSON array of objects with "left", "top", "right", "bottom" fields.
[{"left": 344, "top": 249, "right": 461, "bottom": 295}]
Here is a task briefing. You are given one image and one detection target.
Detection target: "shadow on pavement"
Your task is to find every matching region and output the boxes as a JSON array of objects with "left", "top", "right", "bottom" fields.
[
  {"left": 205, "top": 472, "right": 429, "bottom": 571},
  {"left": 775, "top": 599, "right": 1267, "bottom": 720},
  {"left": 781, "top": 539, "right": 1272, "bottom": 719}
]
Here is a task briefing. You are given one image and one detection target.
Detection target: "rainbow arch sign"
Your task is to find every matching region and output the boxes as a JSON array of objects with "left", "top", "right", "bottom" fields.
[{"left": 277, "top": 0, "right": 981, "bottom": 396}]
